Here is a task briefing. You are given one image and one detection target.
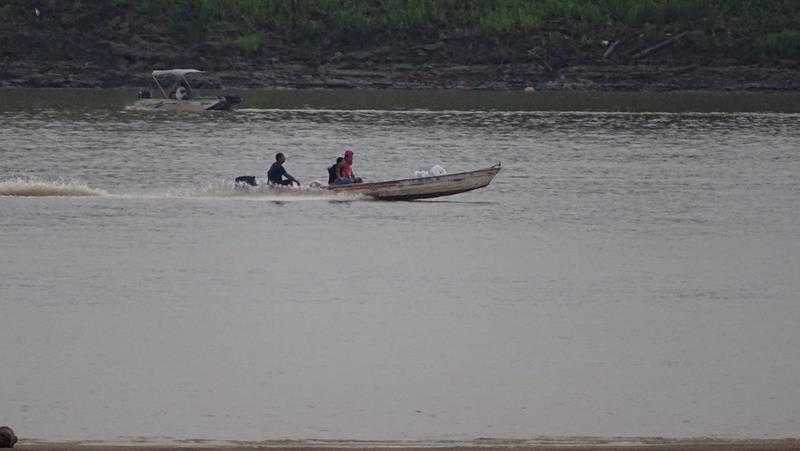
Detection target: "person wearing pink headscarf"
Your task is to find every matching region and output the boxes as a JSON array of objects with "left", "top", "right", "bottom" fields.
[{"left": 335, "top": 148, "right": 362, "bottom": 184}]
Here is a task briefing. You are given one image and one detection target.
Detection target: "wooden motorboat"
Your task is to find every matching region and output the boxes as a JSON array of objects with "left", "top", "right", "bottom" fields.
[{"left": 327, "top": 163, "right": 501, "bottom": 200}]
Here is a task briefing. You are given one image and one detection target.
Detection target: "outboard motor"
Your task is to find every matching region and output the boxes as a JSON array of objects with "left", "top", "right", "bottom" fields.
[
  {"left": 224, "top": 94, "right": 242, "bottom": 105},
  {"left": 208, "top": 93, "right": 243, "bottom": 111},
  {"left": 0, "top": 426, "right": 17, "bottom": 448},
  {"left": 234, "top": 176, "right": 257, "bottom": 189},
  {"left": 137, "top": 89, "right": 151, "bottom": 99}
]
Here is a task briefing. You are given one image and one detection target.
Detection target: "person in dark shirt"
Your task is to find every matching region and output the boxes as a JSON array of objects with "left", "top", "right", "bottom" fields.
[
  {"left": 327, "top": 157, "right": 343, "bottom": 185},
  {"left": 267, "top": 152, "right": 300, "bottom": 186}
]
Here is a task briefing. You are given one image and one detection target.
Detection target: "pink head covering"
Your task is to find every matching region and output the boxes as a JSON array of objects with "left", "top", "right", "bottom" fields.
[{"left": 344, "top": 149, "right": 353, "bottom": 159}]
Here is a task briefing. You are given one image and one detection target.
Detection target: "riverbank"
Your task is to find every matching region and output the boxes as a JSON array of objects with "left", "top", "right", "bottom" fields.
[
  {"left": 4, "top": 60, "right": 800, "bottom": 91},
  {"left": 2, "top": 1, "right": 799, "bottom": 91}
]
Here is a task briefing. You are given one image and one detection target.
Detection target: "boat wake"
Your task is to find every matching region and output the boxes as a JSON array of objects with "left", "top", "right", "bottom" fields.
[
  {"left": 0, "top": 178, "right": 109, "bottom": 197},
  {"left": 175, "top": 180, "right": 364, "bottom": 201},
  {"left": 0, "top": 178, "right": 362, "bottom": 201}
]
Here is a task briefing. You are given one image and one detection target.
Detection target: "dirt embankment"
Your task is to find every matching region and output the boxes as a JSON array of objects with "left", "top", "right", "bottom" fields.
[{"left": 2, "top": 3, "right": 799, "bottom": 91}]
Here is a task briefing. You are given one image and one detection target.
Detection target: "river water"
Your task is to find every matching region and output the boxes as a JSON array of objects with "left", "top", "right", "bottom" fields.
[{"left": 1, "top": 90, "right": 799, "bottom": 443}]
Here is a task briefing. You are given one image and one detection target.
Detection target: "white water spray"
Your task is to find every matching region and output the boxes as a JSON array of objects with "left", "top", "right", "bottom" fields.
[{"left": 0, "top": 178, "right": 108, "bottom": 197}]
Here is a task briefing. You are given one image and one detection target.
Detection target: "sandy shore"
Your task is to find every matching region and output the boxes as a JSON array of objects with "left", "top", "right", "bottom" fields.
[{"left": 14, "top": 439, "right": 800, "bottom": 450}]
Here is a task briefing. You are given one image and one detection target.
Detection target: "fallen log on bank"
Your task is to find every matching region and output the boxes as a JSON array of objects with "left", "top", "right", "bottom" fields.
[
  {"left": 603, "top": 39, "right": 622, "bottom": 59},
  {"left": 631, "top": 31, "right": 690, "bottom": 60}
]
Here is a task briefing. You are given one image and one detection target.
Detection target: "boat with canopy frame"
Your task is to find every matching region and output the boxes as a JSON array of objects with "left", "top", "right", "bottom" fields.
[{"left": 130, "top": 69, "right": 241, "bottom": 112}]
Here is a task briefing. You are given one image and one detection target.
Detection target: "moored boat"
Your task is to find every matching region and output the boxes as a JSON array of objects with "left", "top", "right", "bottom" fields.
[
  {"left": 327, "top": 163, "right": 501, "bottom": 200},
  {"left": 129, "top": 69, "right": 241, "bottom": 112}
]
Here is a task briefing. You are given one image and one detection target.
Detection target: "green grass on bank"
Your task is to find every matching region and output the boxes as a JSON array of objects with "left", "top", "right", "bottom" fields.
[
  {"left": 176, "top": 0, "right": 800, "bottom": 58},
  {"left": 3, "top": 0, "right": 800, "bottom": 59},
  {"left": 143, "top": 0, "right": 800, "bottom": 36}
]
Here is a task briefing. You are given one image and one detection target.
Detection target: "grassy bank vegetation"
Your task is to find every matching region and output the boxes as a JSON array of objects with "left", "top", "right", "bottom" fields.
[
  {"left": 3, "top": 0, "right": 800, "bottom": 61},
  {"left": 123, "top": 0, "right": 800, "bottom": 57}
]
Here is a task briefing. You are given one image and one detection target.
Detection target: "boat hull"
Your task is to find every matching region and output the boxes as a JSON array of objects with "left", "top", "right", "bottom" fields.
[
  {"left": 129, "top": 96, "right": 240, "bottom": 112},
  {"left": 327, "top": 164, "right": 501, "bottom": 201}
]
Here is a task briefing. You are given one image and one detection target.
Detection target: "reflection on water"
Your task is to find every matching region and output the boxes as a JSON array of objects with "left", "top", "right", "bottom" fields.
[{"left": 0, "top": 90, "right": 799, "bottom": 442}]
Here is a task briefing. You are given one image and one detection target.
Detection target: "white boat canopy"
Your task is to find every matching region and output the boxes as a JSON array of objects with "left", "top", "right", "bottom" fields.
[
  {"left": 150, "top": 69, "right": 204, "bottom": 98},
  {"left": 152, "top": 69, "right": 203, "bottom": 77}
]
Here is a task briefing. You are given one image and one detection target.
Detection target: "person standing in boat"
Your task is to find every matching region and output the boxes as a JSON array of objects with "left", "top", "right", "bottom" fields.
[
  {"left": 267, "top": 152, "right": 300, "bottom": 186},
  {"left": 335, "top": 148, "right": 363, "bottom": 184}
]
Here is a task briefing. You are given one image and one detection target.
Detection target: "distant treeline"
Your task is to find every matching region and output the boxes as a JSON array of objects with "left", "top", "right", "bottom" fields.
[{"left": 3, "top": 0, "right": 800, "bottom": 60}]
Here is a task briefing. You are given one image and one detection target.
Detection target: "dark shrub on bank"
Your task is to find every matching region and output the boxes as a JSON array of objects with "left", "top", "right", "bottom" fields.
[{"left": 761, "top": 30, "right": 800, "bottom": 58}]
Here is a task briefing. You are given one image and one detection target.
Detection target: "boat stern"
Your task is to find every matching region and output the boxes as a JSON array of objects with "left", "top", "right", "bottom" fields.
[{"left": 207, "top": 94, "right": 242, "bottom": 111}]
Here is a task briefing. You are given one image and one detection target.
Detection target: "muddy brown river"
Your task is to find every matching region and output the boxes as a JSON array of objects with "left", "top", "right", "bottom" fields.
[{"left": 1, "top": 89, "right": 798, "bottom": 443}]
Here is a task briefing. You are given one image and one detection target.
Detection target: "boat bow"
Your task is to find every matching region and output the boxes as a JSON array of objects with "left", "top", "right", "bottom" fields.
[{"left": 327, "top": 163, "right": 501, "bottom": 200}]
